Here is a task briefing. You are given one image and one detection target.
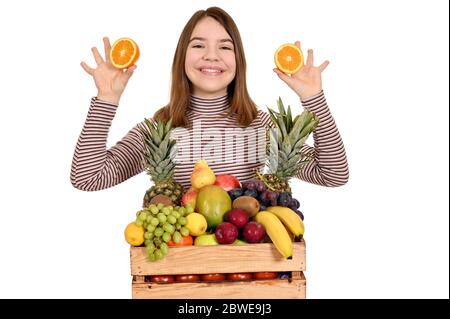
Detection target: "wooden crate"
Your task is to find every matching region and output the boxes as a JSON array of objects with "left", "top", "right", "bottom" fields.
[{"left": 130, "top": 240, "right": 306, "bottom": 299}]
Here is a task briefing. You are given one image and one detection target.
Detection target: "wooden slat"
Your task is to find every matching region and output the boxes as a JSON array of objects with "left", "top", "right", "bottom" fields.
[
  {"left": 133, "top": 275, "right": 145, "bottom": 283},
  {"left": 291, "top": 271, "right": 302, "bottom": 280},
  {"left": 132, "top": 277, "right": 306, "bottom": 299},
  {"left": 130, "top": 241, "right": 306, "bottom": 276},
  {"left": 292, "top": 272, "right": 306, "bottom": 298}
]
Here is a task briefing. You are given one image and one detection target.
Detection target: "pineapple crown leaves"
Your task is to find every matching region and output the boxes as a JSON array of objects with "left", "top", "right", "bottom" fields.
[
  {"left": 267, "top": 97, "right": 320, "bottom": 148},
  {"left": 265, "top": 97, "right": 320, "bottom": 177},
  {"left": 268, "top": 129, "right": 279, "bottom": 174},
  {"left": 140, "top": 118, "right": 177, "bottom": 182}
]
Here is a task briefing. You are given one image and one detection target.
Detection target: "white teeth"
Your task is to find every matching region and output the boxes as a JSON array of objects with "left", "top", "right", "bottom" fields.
[{"left": 201, "top": 69, "right": 222, "bottom": 73}]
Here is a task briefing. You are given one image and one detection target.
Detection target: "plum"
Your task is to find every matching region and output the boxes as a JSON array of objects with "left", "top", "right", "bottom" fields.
[
  {"left": 278, "top": 272, "right": 291, "bottom": 279},
  {"left": 228, "top": 188, "right": 244, "bottom": 201},
  {"left": 215, "top": 222, "right": 238, "bottom": 244},
  {"left": 277, "top": 192, "right": 292, "bottom": 206},
  {"left": 224, "top": 209, "right": 249, "bottom": 229},
  {"left": 294, "top": 210, "right": 304, "bottom": 221},
  {"left": 291, "top": 198, "right": 300, "bottom": 209},
  {"left": 242, "top": 222, "right": 266, "bottom": 243},
  {"left": 244, "top": 189, "right": 258, "bottom": 198}
]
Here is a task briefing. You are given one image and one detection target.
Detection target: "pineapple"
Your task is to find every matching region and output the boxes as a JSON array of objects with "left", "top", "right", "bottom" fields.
[
  {"left": 257, "top": 97, "right": 319, "bottom": 193},
  {"left": 141, "top": 118, "right": 184, "bottom": 207}
]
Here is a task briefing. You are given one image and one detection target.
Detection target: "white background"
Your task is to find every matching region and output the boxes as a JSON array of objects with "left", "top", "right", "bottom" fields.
[{"left": 0, "top": 0, "right": 448, "bottom": 299}]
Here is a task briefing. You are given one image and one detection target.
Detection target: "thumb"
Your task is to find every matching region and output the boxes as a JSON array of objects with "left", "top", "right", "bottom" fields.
[{"left": 273, "top": 68, "right": 292, "bottom": 84}]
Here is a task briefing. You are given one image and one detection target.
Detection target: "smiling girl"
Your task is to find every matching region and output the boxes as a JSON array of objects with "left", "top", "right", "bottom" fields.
[{"left": 71, "top": 7, "right": 349, "bottom": 192}]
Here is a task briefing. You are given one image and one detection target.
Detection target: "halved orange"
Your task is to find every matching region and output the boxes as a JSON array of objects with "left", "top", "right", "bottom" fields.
[
  {"left": 110, "top": 37, "right": 140, "bottom": 69},
  {"left": 274, "top": 43, "right": 304, "bottom": 75}
]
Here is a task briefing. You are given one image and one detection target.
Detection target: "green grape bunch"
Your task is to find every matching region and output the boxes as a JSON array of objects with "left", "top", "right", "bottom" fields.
[{"left": 135, "top": 203, "right": 193, "bottom": 262}]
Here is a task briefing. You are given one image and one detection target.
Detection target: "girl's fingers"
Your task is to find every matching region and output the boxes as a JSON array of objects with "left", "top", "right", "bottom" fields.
[
  {"left": 295, "top": 40, "right": 301, "bottom": 51},
  {"left": 306, "top": 49, "right": 314, "bottom": 66},
  {"left": 126, "top": 65, "right": 137, "bottom": 73},
  {"left": 103, "top": 37, "right": 111, "bottom": 62},
  {"left": 91, "top": 47, "right": 104, "bottom": 65},
  {"left": 319, "top": 60, "right": 330, "bottom": 72},
  {"left": 80, "top": 61, "right": 94, "bottom": 75},
  {"left": 123, "top": 64, "right": 137, "bottom": 80}
]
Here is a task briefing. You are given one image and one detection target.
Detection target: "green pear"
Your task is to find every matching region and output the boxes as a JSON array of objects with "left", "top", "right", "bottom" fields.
[
  {"left": 194, "top": 234, "right": 219, "bottom": 246},
  {"left": 232, "top": 239, "right": 248, "bottom": 245}
]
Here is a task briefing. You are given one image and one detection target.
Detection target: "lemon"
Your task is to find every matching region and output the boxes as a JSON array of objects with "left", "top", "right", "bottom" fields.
[
  {"left": 124, "top": 222, "right": 145, "bottom": 246},
  {"left": 185, "top": 213, "right": 208, "bottom": 236}
]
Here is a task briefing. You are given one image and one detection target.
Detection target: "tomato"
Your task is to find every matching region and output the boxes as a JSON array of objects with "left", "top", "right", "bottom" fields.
[
  {"left": 253, "top": 272, "right": 278, "bottom": 280},
  {"left": 168, "top": 235, "right": 194, "bottom": 246},
  {"left": 200, "top": 273, "right": 226, "bottom": 282},
  {"left": 175, "top": 274, "right": 200, "bottom": 282},
  {"left": 226, "top": 273, "right": 253, "bottom": 281},
  {"left": 150, "top": 275, "right": 175, "bottom": 283}
]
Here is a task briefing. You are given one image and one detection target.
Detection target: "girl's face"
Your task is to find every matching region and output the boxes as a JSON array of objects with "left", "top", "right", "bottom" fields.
[{"left": 185, "top": 17, "right": 236, "bottom": 98}]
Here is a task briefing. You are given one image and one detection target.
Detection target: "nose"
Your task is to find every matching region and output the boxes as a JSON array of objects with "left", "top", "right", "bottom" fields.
[{"left": 202, "top": 47, "right": 219, "bottom": 61}]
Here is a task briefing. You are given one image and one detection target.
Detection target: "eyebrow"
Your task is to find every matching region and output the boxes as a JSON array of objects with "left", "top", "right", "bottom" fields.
[{"left": 189, "top": 37, "right": 234, "bottom": 44}]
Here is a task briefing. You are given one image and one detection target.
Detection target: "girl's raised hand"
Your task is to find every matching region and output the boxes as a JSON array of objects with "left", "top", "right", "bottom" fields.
[
  {"left": 274, "top": 41, "right": 329, "bottom": 100},
  {"left": 80, "top": 37, "right": 137, "bottom": 105}
]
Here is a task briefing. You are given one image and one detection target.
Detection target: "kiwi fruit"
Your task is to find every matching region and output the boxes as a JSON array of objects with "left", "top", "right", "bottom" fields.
[{"left": 232, "top": 196, "right": 260, "bottom": 217}]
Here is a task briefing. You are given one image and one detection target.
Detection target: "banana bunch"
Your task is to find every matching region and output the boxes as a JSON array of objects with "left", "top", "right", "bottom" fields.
[{"left": 254, "top": 206, "right": 304, "bottom": 258}]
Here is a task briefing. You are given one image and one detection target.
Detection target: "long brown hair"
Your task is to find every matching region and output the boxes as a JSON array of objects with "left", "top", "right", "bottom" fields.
[{"left": 153, "top": 6, "right": 258, "bottom": 128}]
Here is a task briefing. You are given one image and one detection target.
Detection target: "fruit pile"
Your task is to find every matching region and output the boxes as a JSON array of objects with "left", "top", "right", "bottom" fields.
[
  {"left": 125, "top": 97, "right": 318, "bottom": 274},
  {"left": 125, "top": 159, "right": 305, "bottom": 262}
]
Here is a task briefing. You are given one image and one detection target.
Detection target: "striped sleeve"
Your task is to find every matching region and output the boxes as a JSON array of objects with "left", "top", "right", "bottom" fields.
[
  {"left": 70, "top": 97, "right": 146, "bottom": 191},
  {"left": 296, "top": 90, "right": 349, "bottom": 187},
  {"left": 259, "top": 110, "right": 276, "bottom": 129}
]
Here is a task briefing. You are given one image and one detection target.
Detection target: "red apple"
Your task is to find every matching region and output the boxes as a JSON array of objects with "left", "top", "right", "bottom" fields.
[
  {"left": 181, "top": 187, "right": 198, "bottom": 207},
  {"left": 214, "top": 174, "right": 241, "bottom": 192}
]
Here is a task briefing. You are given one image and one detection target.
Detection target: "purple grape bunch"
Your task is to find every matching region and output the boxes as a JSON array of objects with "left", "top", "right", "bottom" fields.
[
  {"left": 259, "top": 190, "right": 279, "bottom": 207},
  {"left": 227, "top": 178, "right": 304, "bottom": 220},
  {"left": 277, "top": 192, "right": 304, "bottom": 220}
]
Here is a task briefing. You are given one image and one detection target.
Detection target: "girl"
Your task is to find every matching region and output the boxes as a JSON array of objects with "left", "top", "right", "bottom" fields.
[{"left": 71, "top": 6, "right": 349, "bottom": 192}]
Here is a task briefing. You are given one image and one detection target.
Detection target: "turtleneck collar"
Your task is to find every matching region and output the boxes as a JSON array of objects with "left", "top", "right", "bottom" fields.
[{"left": 188, "top": 94, "right": 230, "bottom": 115}]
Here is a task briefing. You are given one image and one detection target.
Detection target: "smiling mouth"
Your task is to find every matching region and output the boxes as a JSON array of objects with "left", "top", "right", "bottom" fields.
[{"left": 199, "top": 68, "right": 224, "bottom": 76}]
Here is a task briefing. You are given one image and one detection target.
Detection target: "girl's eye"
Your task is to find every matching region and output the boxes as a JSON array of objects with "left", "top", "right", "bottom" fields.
[{"left": 191, "top": 45, "right": 233, "bottom": 50}]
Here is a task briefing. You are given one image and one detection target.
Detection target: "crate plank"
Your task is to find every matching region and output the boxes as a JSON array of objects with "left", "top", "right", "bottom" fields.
[
  {"left": 132, "top": 275, "right": 306, "bottom": 299},
  {"left": 130, "top": 241, "right": 305, "bottom": 275},
  {"left": 133, "top": 275, "right": 145, "bottom": 283}
]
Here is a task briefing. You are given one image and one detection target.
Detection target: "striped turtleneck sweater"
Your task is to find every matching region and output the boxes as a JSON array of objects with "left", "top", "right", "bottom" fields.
[{"left": 70, "top": 91, "right": 349, "bottom": 191}]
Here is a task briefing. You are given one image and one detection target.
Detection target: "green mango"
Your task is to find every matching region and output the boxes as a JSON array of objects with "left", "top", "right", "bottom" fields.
[{"left": 196, "top": 185, "right": 232, "bottom": 229}]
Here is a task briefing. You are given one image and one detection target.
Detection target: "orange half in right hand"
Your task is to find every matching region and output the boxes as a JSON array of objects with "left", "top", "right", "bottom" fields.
[
  {"left": 110, "top": 37, "right": 140, "bottom": 69},
  {"left": 274, "top": 43, "right": 304, "bottom": 75}
]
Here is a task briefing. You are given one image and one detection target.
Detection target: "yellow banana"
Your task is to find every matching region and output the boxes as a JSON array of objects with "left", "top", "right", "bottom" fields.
[
  {"left": 255, "top": 211, "right": 292, "bottom": 258},
  {"left": 266, "top": 206, "right": 304, "bottom": 237},
  {"left": 285, "top": 226, "right": 296, "bottom": 241}
]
